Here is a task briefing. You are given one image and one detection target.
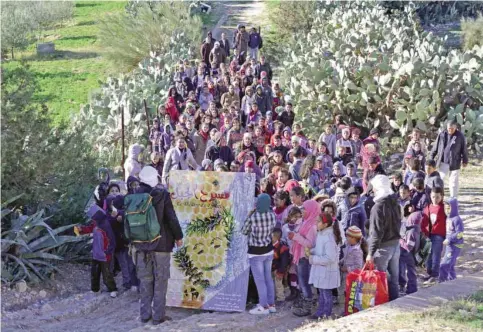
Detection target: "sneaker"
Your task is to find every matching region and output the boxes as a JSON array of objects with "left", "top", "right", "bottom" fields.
[
  {"left": 110, "top": 291, "right": 118, "bottom": 298},
  {"left": 424, "top": 277, "right": 438, "bottom": 285},
  {"left": 268, "top": 305, "right": 277, "bottom": 313},
  {"left": 131, "top": 286, "right": 138, "bottom": 292},
  {"left": 249, "top": 304, "right": 269, "bottom": 315}
]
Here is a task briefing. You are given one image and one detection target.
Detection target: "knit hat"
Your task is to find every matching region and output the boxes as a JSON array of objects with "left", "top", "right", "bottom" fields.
[
  {"left": 346, "top": 226, "right": 362, "bottom": 239},
  {"left": 256, "top": 193, "right": 271, "bottom": 213},
  {"left": 214, "top": 159, "right": 225, "bottom": 169},
  {"left": 139, "top": 166, "right": 159, "bottom": 188},
  {"left": 369, "top": 128, "right": 380, "bottom": 136}
]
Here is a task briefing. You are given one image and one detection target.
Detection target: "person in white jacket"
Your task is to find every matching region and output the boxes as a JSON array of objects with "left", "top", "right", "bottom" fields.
[
  {"left": 308, "top": 212, "right": 342, "bottom": 320},
  {"left": 162, "top": 137, "right": 199, "bottom": 185}
]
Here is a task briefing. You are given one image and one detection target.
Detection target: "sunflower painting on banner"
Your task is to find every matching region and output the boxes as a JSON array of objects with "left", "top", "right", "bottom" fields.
[{"left": 167, "top": 170, "right": 256, "bottom": 312}]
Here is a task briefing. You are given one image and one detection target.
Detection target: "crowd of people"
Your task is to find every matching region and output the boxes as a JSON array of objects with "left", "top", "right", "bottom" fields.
[{"left": 78, "top": 26, "right": 470, "bottom": 325}]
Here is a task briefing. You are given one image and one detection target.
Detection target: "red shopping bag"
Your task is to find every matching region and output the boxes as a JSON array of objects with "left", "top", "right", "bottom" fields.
[{"left": 344, "top": 262, "right": 389, "bottom": 316}]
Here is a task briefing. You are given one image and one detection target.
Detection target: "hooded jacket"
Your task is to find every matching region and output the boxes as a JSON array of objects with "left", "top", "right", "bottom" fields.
[
  {"left": 400, "top": 211, "right": 422, "bottom": 253},
  {"left": 162, "top": 146, "right": 199, "bottom": 184},
  {"left": 445, "top": 198, "right": 464, "bottom": 248},
  {"left": 248, "top": 31, "right": 262, "bottom": 48},
  {"left": 254, "top": 86, "right": 271, "bottom": 115},
  {"left": 279, "top": 110, "right": 295, "bottom": 129},
  {"left": 129, "top": 183, "right": 183, "bottom": 252},
  {"left": 91, "top": 212, "right": 116, "bottom": 262},
  {"left": 124, "top": 144, "right": 144, "bottom": 181},
  {"left": 343, "top": 201, "right": 367, "bottom": 237},
  {"left": 368, "top": 194, "right": 401, "bottom": 256}
]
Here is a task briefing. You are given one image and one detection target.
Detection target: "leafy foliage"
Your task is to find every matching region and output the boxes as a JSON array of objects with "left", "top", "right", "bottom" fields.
[
  {"left": 173, "top": 247, "right": 210, "bottom": 289},
  {"left": 278, "top": 2, "right": 483, "bottom": 149},
  {"left": 462, "top": 14, "right": 483, "bottom": 51},
  {"left": 1, "top": 197, "right": 88, "bottom": 284},
  {"left": 1, "top": 63, "right": 97, "bottom": 225},
  {"left": 0, "top": 1, "right": 74, "bottom": 58},
  {"left": 99, "top": 1, "right": 202, "bottom": 70},
  {"left": 186, "top": 207, "right": 235, "bottom": 243},
  {"left": 75, "top": 32, "right": 193, "bottom": 166}
]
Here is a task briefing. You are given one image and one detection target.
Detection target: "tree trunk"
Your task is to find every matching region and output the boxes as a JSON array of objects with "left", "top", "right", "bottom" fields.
[{"left": 11, "top": 47, "right": 14, "bottom": 59}]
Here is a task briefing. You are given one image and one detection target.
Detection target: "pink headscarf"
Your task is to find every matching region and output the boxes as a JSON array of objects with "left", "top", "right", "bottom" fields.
[{"left": 291, "top": 200, "right": 320, "bottom": 265}]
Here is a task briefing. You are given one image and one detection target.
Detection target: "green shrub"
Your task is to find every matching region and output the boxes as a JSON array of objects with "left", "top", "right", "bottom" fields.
[
  {"left": 1, "top": 196, "right": 89, "bottom": 284},
  {"left": 278, "top": 2, "right": 483, "bottom": 149},
  {"left": 1, "top": 63, "right": 97, "bottom": 225},
  {"left": 99, "top": 1, "right": 202, "bottom": 71},
  {"left": 462, "top": 14, "right": 483, "bottom": 51}
]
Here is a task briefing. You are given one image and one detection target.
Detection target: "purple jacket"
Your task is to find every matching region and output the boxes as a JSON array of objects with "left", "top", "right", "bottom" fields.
[
  {"left": 400, "top": 211, "right": 422, "bottom": 253},
  {"left": 446, "top": 198, "right": 464, "bottom": 248},
  {"left": 341, "top": 243, "right": 363, "bottom": 273},
  {"left": 248, "top": 32, "right": 262, "bottom": 48},
  {"left": 410, "top": 190, "right": 429, "bottom": 212},
  {"left": 92, "top": 217, "right": 116, "bottom": 262}
]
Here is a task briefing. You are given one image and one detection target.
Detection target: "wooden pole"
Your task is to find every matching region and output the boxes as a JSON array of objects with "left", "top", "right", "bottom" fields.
[
  {"left": 143, "top": 99, "right": 152, "bottom": 153},
  {"left": 121, "top": 106, "right": 125, "bottom": 180}
]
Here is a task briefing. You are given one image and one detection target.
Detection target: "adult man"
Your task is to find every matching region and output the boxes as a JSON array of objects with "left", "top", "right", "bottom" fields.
[
  {"left": 136, "top": 166, "right": 183, "bottom": 325},
  {"left": 255, "top": 55, "right": 273, "bottom": 81},
  {"left": 235, "top": 25, "right": 249, "bottom": 64},
  {"left": 200, "top": 37, "right": 212, "bottom": 68},
  {"left": 430, "top": 119, "right": 468, "bottom": 198},
  {"left": 209, "top": 42, "right": 226, "bottom": 69},
  {"left": 205, "top": 132, "right": 234, "bottom": 168},
  {"left": 248, "top": 27, "right": 262, "bottom": 60},
  {"left": 219, "top": 32, "right": 230, "bottom": 57},
  {"left": 366, "top": 175, "right": 401, "bottom": 301}
]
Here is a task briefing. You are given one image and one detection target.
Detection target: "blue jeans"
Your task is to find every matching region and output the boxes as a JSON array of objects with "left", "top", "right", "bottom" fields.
[
  {"left": 114, "top": 248, "right": 139, "bottom": 288},
  {"left": 315, "top": 288, "right": 332, "bottom": 317},
  {"left": 398, "top": 248, "right": 417, "bottom": 294},
  {"left": 374, "top": 242, "right": 400, "bottom": 301},
  {"left": 297, "top": 257, "right": 313, "bottom": 299},
  {"left": 249, "top": 254, "right": 275, "bottom": 308},
  {"left": 426, "top": 235, "right": 444, "bottom": 278},
  {"left": 439, "top": 245, "right": 461, "bottom": 282}
]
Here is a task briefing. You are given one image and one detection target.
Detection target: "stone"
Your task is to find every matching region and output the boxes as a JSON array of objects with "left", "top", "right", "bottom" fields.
[
  {"left": 39, "top": 290, "right": 47, "bottom": 298},
  {"left": 15, "top": 281, "right": 28, "bottom": 293},
  {"left": 41, "top": 304, "right": 53, "bottom": 312}
]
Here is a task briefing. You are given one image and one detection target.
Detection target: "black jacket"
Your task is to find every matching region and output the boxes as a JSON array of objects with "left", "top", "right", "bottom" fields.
[
  {"left": 134, "top": 183, "right": 183, "bottom": 252},
  {"left": 205, "top": 145, "right": 234, "bottom": 167},
  {"left": 219, "top": 39, "right": 230, "bottom": 57},
  {"left": 368, "top": 194, "right": 401, "bottom": 256},
  {"left": 430, "top": 130, "right": 468, "bottom": 171}
]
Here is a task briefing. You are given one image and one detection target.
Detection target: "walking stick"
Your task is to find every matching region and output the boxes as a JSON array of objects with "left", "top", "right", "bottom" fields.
[
  {"left": 121, "top": 106, "right": 125, "bottom": 180},
  {"left": 143, "top": 99, "right": 152, "bottom": 153}
]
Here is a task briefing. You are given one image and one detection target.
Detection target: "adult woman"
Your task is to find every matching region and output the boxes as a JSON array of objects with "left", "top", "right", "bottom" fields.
[
  {"left": 162, "top": 136, "right": 199, "bottom": 184},
  {"left": 241, "top": 194, "right": 277, "bottom": 315},
  {"left": 289, "top": 200, "right": 320, "bottom": 317}
]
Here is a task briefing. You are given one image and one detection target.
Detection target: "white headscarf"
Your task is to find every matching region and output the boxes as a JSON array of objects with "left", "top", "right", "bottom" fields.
[{"left": 371, "top": 175, "right": 394, "bottom": 202}]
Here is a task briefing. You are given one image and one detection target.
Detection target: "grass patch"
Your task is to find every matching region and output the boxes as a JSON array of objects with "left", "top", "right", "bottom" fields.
[
  {"left": 383, "top": 291, "right": 483, "bottom": 331},
  {"left": 1, "top": 1, "right": 126, "bottom": 125}
]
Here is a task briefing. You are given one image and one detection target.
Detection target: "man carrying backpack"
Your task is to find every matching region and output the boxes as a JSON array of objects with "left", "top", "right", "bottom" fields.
[{"left": 126, "top": 166, "right": 183, "bottom": 325}]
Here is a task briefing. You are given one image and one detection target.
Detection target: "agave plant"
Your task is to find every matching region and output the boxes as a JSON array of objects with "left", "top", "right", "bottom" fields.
[
  {"left": 1, "top": 196, "right": 88, "bottom": 284},
  {"left": 279, "top": 1, "right": 483, "bottom": 150}
]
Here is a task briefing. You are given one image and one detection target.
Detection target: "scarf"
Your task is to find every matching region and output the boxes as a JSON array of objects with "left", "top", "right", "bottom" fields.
[
  {"left": 291, "top": 200, "right": 320, "bottom": 265},
  {"left": 199, "top": 130, "right": 209, "bottom": 141}
]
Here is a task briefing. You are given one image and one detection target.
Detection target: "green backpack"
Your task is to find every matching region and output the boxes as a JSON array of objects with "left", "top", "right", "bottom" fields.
[{"left": 124, "top": 193, "right": 161, "bottom": 243}]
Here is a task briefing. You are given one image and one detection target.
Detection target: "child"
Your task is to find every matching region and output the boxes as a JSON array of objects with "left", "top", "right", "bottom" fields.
[
  {"left": 281, "top": 207, "right": 303, "bottom": 301},
  {"left": 439, "top": 198, "right": 464, "bottom": 282},
  {"left": 339, "top": 226, "right": 365, "bottom": 295},
  {"left": 424, "top": 159, "right": 444, "bottom": 195},
  {"left": 421, "top": 187, "right": 447, "bottom": 284},
  {"left": 288, "top": 185, "right": 305, "bottom": 207},
  {"left": 399, "top": 209, "right": 422, "bottom": 295},
  {"left": 343, "top": 187, "right": 367, "bottom": 236},
  {"left": 391, "top": 173, "right": 403, "bottom": 193},
  {"left": 318, "top": 125, "right": 337, "bottom": 157},
  {"left": 276, "top": 169, "right": 290, "bottom": 191},
  {"left": 398, "top": 184, "right": 411, "bottom": 208},
  {"left": 273, "top": 190, "right": 290, "bottom": 228},
  {"left": 406, "top": 128, "right": 427, "bottom": 155},
  {"left": 272, "top": 229, "right": 290, "bottom": 304},
  {"left": 350, "top": 128, "right": 363, "bottom": 165},
  {"left": 346, "top": 162, "right": 362, "bottom": 191},
  {"left": 290, "top": 200, "right": 320, "bottom": 317},
  {"left": 410, "top": 178, "right": 430, "bottom": 212},
  {"left": 404, "top": 158, "right": 425, "bottom": 187},
  {"left": 408, "top": 141, "right": 426, "bottom": 167},
  {"left": 105, "top": 195, "right": 139, "bottom": 291},
  {"left": 84, "top": 205, "right": 118, "bottom": 297},
  {"left": 308, "top": 212, "right": 342, "bottom": 320},
  {"left": 333, "top": 145, "right": 352, "bottom": 166}
]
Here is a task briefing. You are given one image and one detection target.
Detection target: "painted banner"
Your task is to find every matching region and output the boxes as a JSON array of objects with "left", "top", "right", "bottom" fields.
[{"left": 166, "top": 171, "right": 256, "bottom": 312}]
